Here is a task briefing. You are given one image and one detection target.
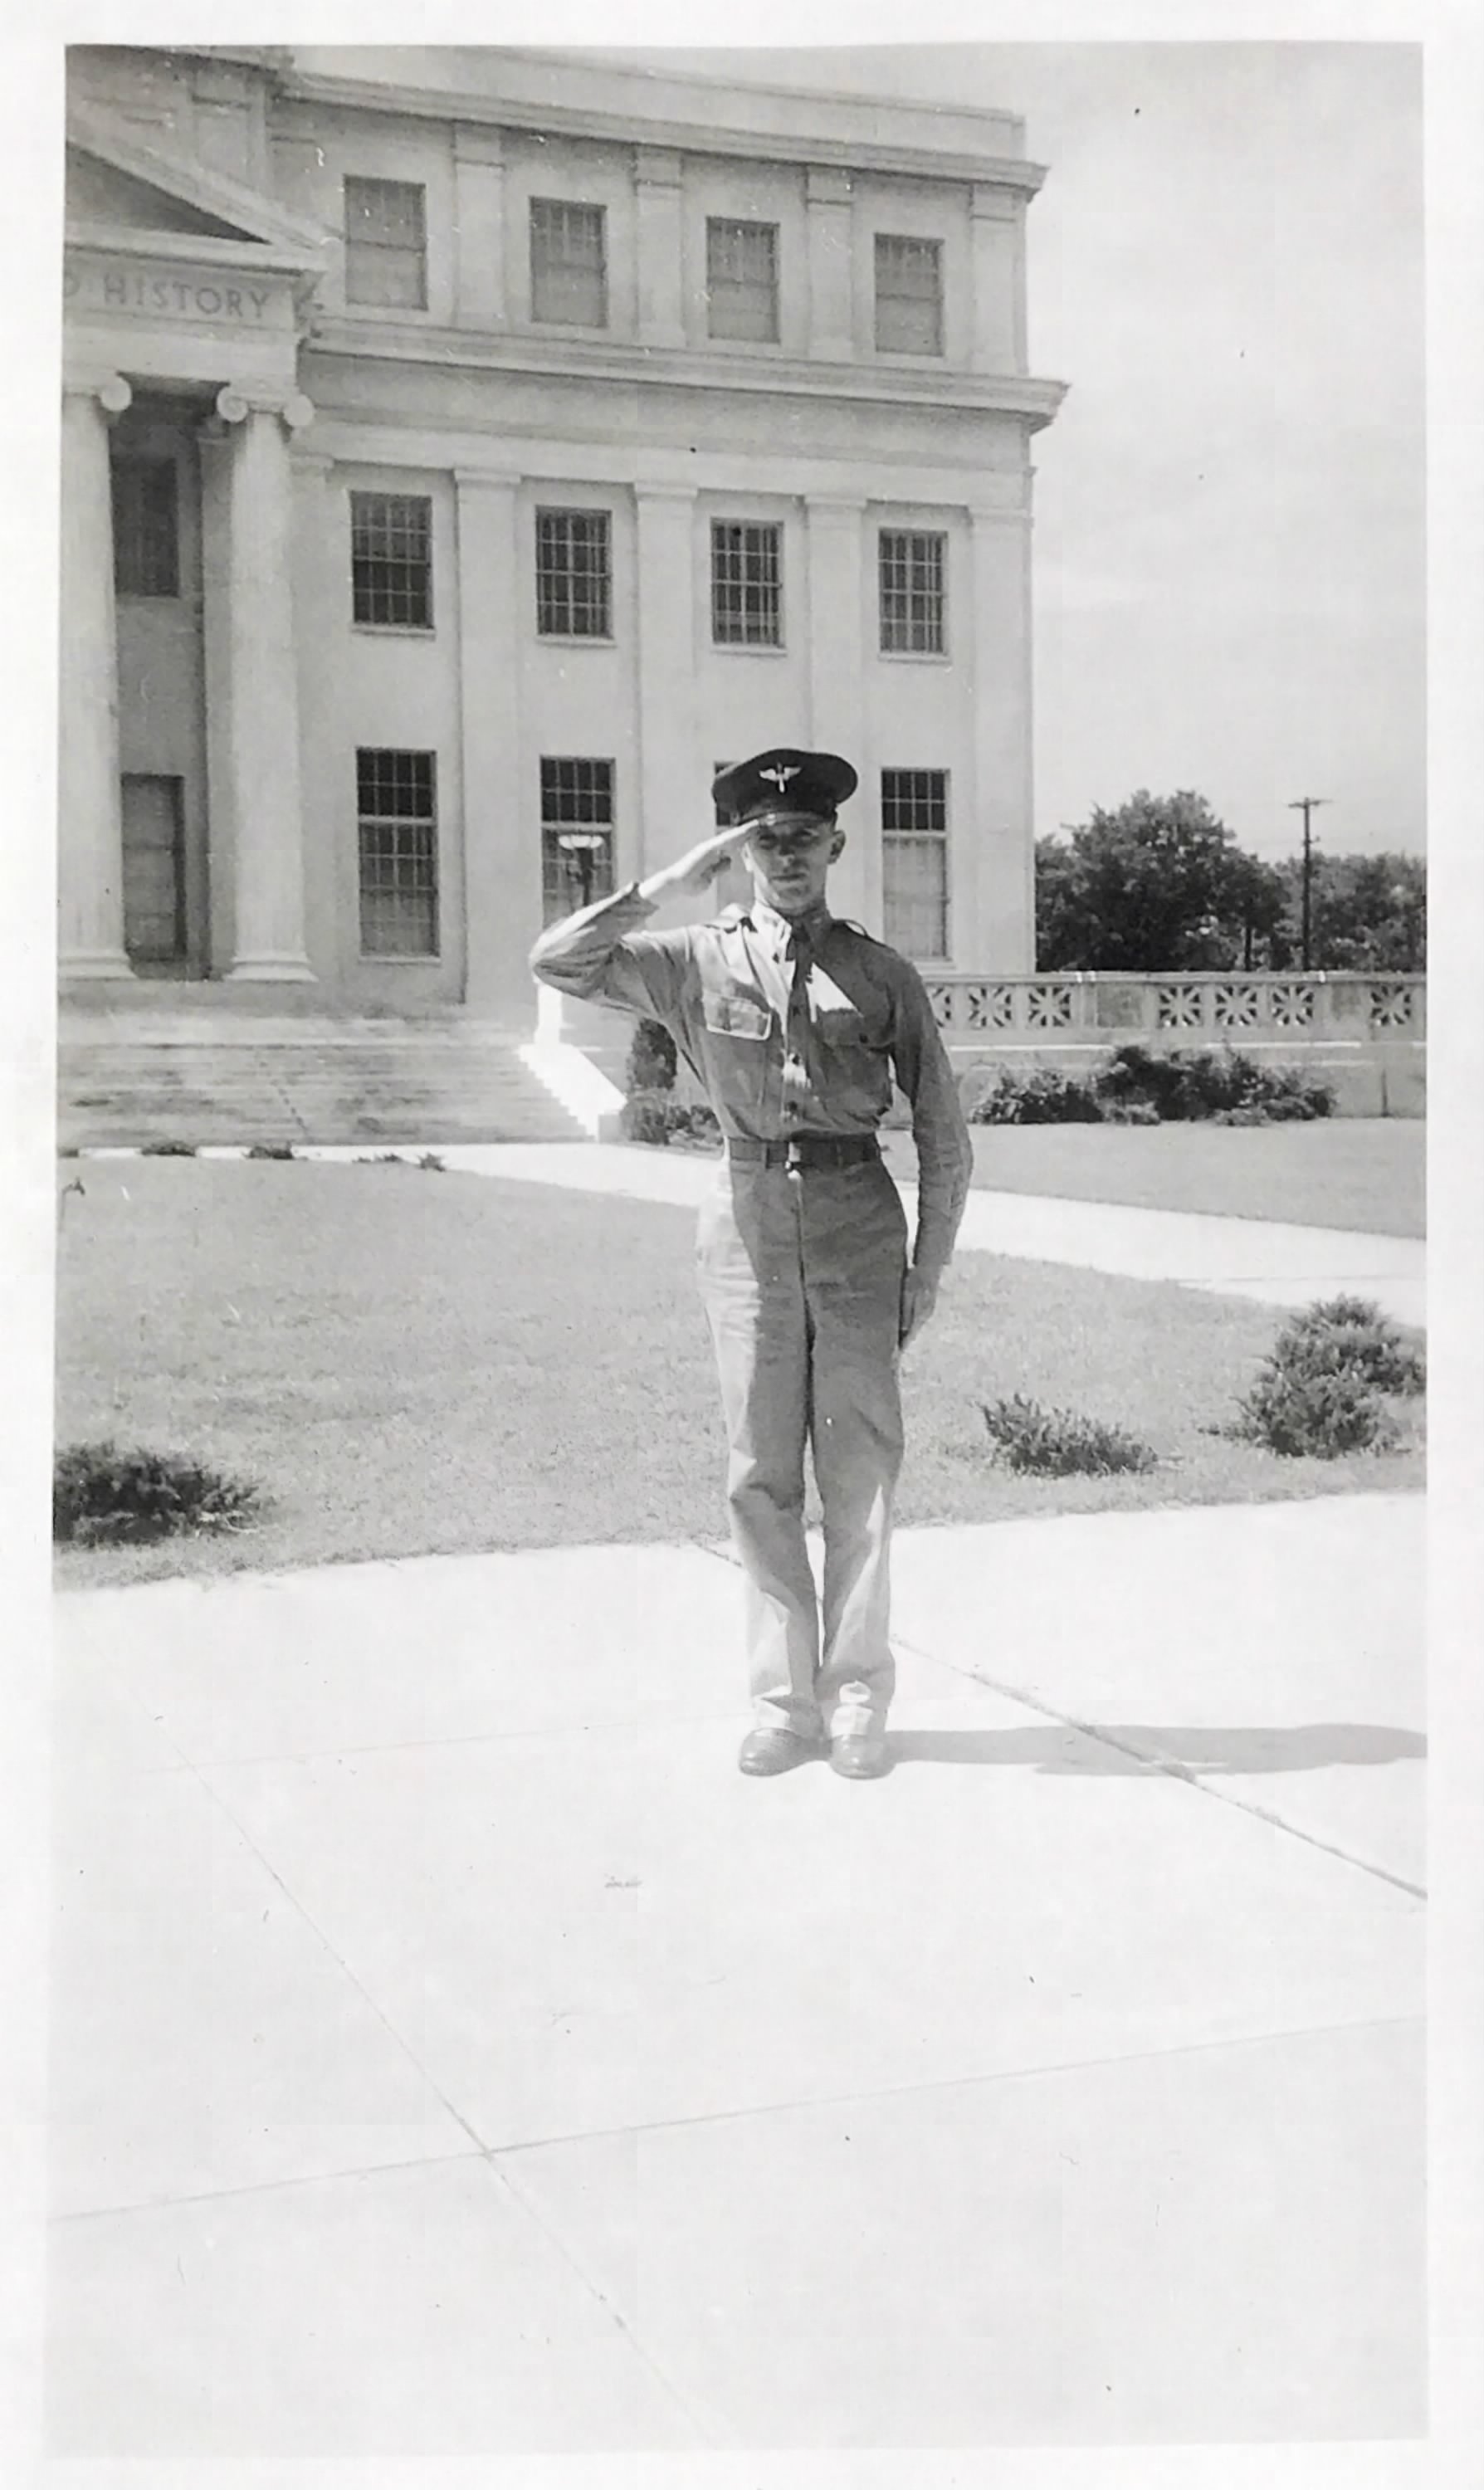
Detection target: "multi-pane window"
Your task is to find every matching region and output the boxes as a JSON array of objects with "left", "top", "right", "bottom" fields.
[
  {"left": 530, "top": 199, "right": 608, "bottom": 328},
  {"left": 881, "top": 767, "right": 949, "bottom": 959},
  {"left": 350, "top": 492, "right": 433, "bottom": 629},
  {"left": 879, "top": 530, "right": 946, "bottom": 654},
  {"left": 344, "top": 177, "right": 427, "bottom": 310},
  {"left": 111, "top": 455, "right": 178, "bottom": 598},
  {"left": 875, "top": 233, "right": 945, "bottom": 356},
  {"left": 357, "top": 749, "right": 438, "bottom": 958},
  {"left": 541, "top": 757, "right": 616, "bottom": 924},
  {"left": 711, "top": 520, "right": 782, "bottom": 647},
  {"left": 705, "top": 217, "right": 779, "bottom": 343},
  {"left": 535, "top": 509, "right": 612, "bottom": 639}
]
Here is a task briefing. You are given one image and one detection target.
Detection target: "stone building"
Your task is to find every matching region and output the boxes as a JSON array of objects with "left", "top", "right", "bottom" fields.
[{"left": 60, "top": 42, "right": 1065, "bottom": 1061}]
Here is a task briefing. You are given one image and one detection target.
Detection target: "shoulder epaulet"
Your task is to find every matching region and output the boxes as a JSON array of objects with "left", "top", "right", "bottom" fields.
[
  {"left": 835, "top": 917, "right": 885, "bottom": 945},
  {"left": 713, "top": 904, "right": 751, "bottom": 929}
]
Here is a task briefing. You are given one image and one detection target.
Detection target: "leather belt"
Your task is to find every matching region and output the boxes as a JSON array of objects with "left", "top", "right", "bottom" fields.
[{"left": 725, "top": 1133, "right": 881, "bottom": 1170}]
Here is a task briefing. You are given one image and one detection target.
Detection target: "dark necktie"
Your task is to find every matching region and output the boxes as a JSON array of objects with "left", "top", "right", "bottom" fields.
[{"left": 783, "top": 925, "right": 813, "bottom": 1125}]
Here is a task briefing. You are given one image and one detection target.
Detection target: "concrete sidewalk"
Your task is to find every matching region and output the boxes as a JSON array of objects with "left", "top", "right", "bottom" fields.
[
  {"left": 266, "top": 1140, "right": 1426, "bottom": 1326},
  {"left": 48, "top": 1492, "right": 1424, "bottom": 2455}
]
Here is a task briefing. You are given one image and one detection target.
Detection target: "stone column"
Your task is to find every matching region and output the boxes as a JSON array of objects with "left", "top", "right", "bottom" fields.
[
  {"left": 806, "top": 168, "right": 856, "bottom": 361},
  {"left": 215, "top": 385, "right": 316, "bottom": 981},
  {"left": 454, "top": 126, "right": 507, "bottom": 330},
  {"left": 635, "top": 150, "right": 686, "bottom": 349},
  {"left": 634, "top": 484, "right": 698, "bottom": 883},
  {"left": 805, "top": 494, "right": 872, "bottom": 928},
  {"left": 57, "top": 373, "right": 134, "bottom": 979},
  {"left": 455, "top": 470, "right": 530, "bottom": 1018},
  {"left": 969, "top": 186, "right": 1023, "bottom": 378},
  {"left": 969, "top": 498, "right": 1035, "bottom": 970}
]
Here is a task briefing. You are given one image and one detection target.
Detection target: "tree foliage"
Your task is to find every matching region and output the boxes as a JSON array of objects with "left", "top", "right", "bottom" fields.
[
  {"left": 1036, "top": 793, "right": 1424, "bottom": 973},
  {"left": 1035, "top": 791, "right": 1286, "bottom": 971}
]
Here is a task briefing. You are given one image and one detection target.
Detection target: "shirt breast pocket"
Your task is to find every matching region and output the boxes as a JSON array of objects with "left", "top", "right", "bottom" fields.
[
  {"left": 703, "top": 991, "right": 773, "bottom": 1042},
  {"left": 817, "top": 1002, "right": 887, "bottom": 1057}
]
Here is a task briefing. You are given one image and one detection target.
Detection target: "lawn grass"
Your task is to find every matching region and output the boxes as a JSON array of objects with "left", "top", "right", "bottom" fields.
[
  {"left": 53, "top": 1159, "right": 1423, "bottom": 1589},
  {"left": 882, "top": 1117, "right": 1423, "bottom": 1236}
]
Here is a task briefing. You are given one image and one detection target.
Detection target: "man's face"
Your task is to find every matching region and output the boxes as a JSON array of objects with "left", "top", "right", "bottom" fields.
[{"left": 742, "top": 815, "right": 845, "bottom": 919}]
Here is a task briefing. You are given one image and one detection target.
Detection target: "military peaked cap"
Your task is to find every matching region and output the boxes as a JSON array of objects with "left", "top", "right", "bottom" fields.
[{"left": 712, "top": 748, "right": 858, "bottom": 829}]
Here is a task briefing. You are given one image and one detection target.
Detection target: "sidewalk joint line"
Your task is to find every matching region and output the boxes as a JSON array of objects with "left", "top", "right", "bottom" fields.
[{"left": 486, "top": 2013, "right": 1422, "bottom": 2160}]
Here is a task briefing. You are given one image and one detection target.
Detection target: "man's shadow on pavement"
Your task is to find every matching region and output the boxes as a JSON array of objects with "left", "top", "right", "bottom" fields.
[{"left": 886, "top": 1724, "right": 1426, "bottom": 1775}]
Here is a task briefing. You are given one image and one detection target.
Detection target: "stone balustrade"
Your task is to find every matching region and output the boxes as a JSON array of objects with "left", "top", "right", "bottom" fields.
[{"left": 920, "top": 970, "right": 1425, "bottom": 1046}]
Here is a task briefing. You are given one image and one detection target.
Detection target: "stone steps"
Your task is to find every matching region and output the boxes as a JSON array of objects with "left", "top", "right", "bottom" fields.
[{"left": 57, "top": 1023, "right": 586, "bottom": 1148}]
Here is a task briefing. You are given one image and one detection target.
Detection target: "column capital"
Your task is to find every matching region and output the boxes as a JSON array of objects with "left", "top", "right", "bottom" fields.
[
  {"left": 633, "top": 479, "right": 698, "bottom": 505},
  {"left": 806, "top": 493, "right": 867, "bottom": 518},
  {"left": 807, "top": 166, "right": 854, "bottom": 208},
  {"left": 452, "top": 466, "right": 521, "bottom": 494},
  {"left": 971, "top": 183, "right": 1021, "bottom": 223},
  {"left": 454, "top": 121, "right": 505, "bottom": 167},
  {"left": 63, "top": 369, "right": 131, "bottom": 417},
  {"left": 634, "top": 147, "right": 683, "bottom": 188},
  {"left": 215, "top": 384, "right": 315, "bottom": 432}
]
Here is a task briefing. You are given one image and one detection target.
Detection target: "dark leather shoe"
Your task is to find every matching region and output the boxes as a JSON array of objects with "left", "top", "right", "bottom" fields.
[
  {"left": 738, "top": 1727, "right": 824, "bottom": 1776},
  {"left": 829, "top": 1730, "right": 892, "bottom": 1780}
]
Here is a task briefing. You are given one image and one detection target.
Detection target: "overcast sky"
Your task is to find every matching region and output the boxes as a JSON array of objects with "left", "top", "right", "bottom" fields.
[{"left": 597, "top": 42, "right": 1425, "bottom": 863}]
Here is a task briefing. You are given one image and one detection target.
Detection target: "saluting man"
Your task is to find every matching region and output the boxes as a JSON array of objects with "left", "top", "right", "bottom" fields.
[{"left": 530, "top": 749, "right": 972, "bottom": 1781}]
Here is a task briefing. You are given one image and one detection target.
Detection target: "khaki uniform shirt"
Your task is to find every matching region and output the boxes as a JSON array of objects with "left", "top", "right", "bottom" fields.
[{"left": 530, "top": 884, "right": 974, "bottom": 1277}]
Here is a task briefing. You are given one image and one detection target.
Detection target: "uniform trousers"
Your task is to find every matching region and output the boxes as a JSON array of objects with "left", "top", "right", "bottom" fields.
[{"left": 696, "top": 1154, "right": 909, "bottom": 1736}]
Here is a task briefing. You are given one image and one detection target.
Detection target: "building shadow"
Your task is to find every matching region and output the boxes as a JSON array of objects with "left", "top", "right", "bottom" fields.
[{"left": 886, "top": 1723, "right": 1427, "bottom": 1775}]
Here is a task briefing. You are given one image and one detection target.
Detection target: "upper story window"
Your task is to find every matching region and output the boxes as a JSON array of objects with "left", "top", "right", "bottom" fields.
[
  {"left": 344, "top": 177, "right": 427, "bottom": 311},
  {"left": 711, "top": 520, "right": 782, "bottom": 647},
  {"left": 535, "top": 509, "right": 612, "bottom": 639},
  {"left": 705, "top": 218, "right": 779, "bottom": 344},
  {"left": 350, "top": 492, "right": 434, "bottom": 630},
  {"left": 879, "top": 530, "right": 947, "bottom": 655},
  {"left": 530, "top": 198, "right": 608, "bottom": 329},
  {"left": 111, "top": 455, "right": 178, "bottom": 598},
  {"left": 875, "top": 233, "right": 944, "bottom": 356}
]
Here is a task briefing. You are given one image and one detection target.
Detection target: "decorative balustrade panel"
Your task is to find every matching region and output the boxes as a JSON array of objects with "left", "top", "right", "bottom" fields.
[{"left": 922, "top": 973, "right": 1423, "bottom": 1044}]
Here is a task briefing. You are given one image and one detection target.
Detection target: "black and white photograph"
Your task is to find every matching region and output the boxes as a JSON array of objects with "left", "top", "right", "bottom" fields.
[{"left": 4, "top": 7, "right": 1482, "bottom": 2478}]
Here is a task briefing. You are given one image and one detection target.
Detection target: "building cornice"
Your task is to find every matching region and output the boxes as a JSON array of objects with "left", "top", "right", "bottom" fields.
[
  {"left": 276, "top": 66, "right": 1047, "bottom": 196},
  {"left": 304, "top": 318, "right": 1067, "bottom": 429}
]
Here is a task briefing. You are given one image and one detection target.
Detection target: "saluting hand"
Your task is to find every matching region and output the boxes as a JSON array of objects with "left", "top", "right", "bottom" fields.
[
  {"left": 899, "top": 1267, "right": 940, "bottom": 1351},
  {"left": 639, "top": 826, "right": 751, "bottom": 906}
]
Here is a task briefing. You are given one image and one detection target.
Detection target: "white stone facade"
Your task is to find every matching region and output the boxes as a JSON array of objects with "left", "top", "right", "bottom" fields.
[{"left": 60, "top": 44, "right": 1065, "bottom": 1023}]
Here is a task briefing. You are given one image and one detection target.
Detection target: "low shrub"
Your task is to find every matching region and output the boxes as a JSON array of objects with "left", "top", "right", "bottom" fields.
[
  {"left": 1230, "top": 1363, "right": 1396, "bottom": 1458},
  {"left": 964, "top": 1044, "right": 1335, "bottom": 1126},
  {"left": 621, "top": 1090, "right": 722, "bottom": 1150},
  {"left": 1272, "top": 1297, "right": 1426, "bottom": 1395},
  {"left": 247, "top": 1141, "right": 296, "bottom": 1160},
  {"left": 627, "top": 1018, "right": 677, "bottom": 1096},
  {"left": 966, "top": 1068, "right": 1103, "bottom": 1125},
  {"left": 54, "top": 1441, "right": 262, "bottom": 1546},
  {"left": 980, "top": 1394, "right": 1159, "bottom": 1476},
  {"left": 1223, "top": 1295, "right": 1422, "bottom": 1457},
  {"left": 140, "top": 1139, "right": 197, "bottom": 1157}
]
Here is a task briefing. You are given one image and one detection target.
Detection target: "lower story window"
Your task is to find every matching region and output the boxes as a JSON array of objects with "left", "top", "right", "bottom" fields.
[
  {"left": 881, "top": 766, "right": 949, "bottom": 959},
  {"left": 358, "top": 748, "right": 438, "bottom": 957},
  {"left": 541, "top": 755, "right": 615, "bottom": 924}
]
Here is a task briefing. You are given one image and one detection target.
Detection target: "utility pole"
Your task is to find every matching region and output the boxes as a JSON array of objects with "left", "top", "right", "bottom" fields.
[{"left": 1287, "top": 797, "right": 1329, "bottom": 969}]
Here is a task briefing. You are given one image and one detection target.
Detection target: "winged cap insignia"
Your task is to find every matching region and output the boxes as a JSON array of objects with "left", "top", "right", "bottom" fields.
[{"left": 759, "top": 763, "right": 802, "bottom": 790}]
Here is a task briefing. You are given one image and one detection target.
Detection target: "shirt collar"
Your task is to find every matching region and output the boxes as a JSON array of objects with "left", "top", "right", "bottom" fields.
[{"left": 749, "top": 898, "right": 835, "bottom": 950}]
